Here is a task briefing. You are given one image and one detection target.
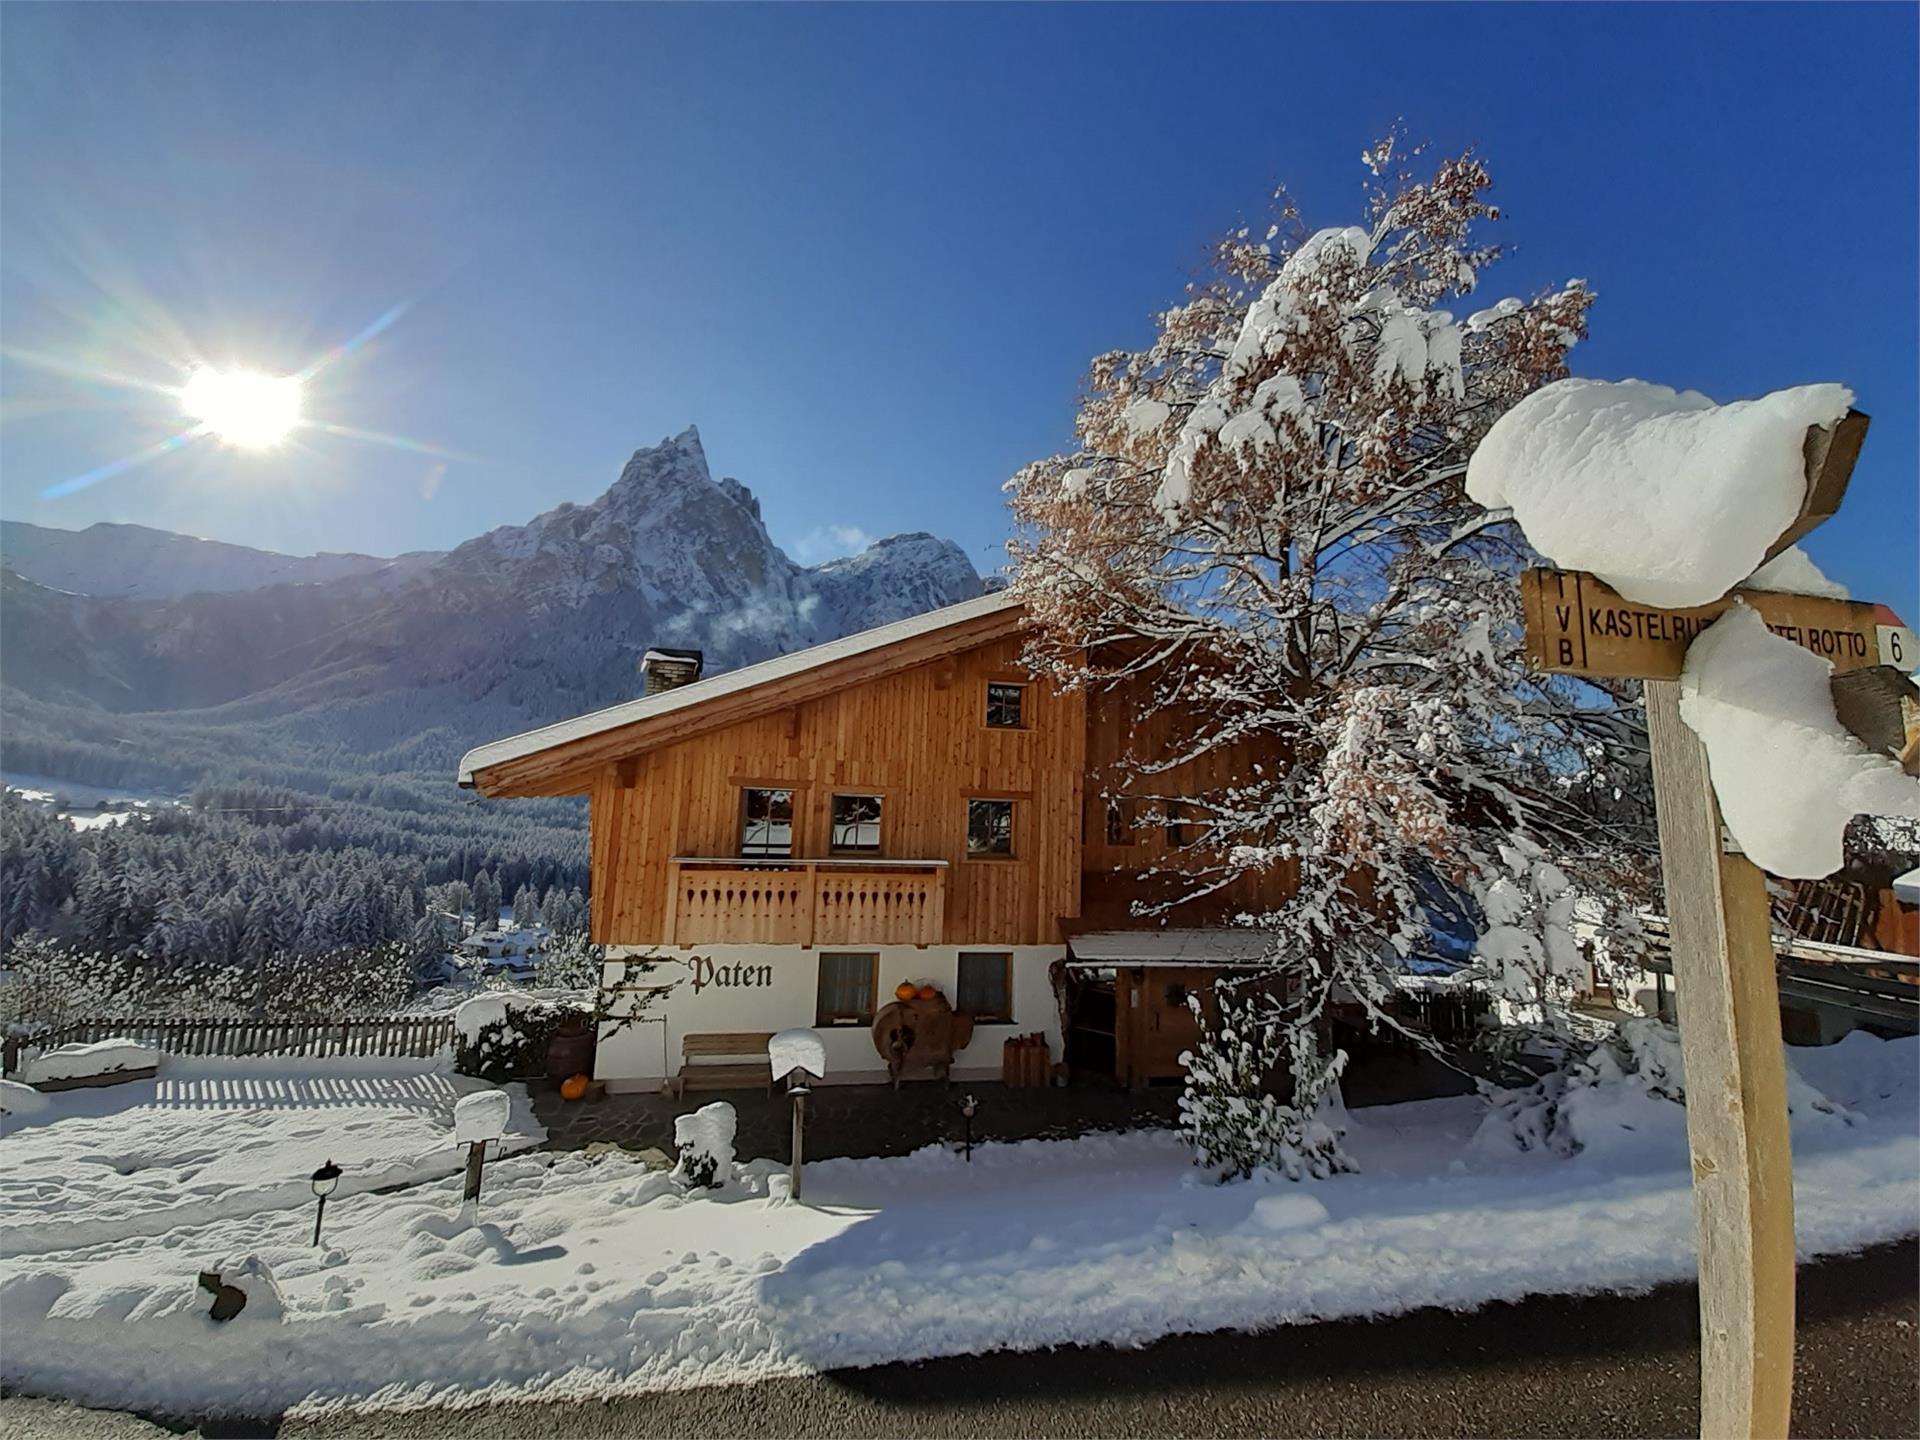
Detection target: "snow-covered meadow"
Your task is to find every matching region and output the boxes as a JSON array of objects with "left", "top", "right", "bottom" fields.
[
  {"left": 1, "top": 1034, "right": 1913, "bottom": 1423},
  {"left": 0, "top": 1057, "right": 544, "bottom": 1257}
]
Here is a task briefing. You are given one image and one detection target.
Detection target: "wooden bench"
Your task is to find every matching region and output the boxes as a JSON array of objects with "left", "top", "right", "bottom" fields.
[{"left": 672, "top": 1032, "right": 776, "bottom": 1099}]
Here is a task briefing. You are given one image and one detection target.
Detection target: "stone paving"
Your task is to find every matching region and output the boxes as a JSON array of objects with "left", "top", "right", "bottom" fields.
[{"left": 533, "top": 1076, "right": 1180, "bottom": 1163}]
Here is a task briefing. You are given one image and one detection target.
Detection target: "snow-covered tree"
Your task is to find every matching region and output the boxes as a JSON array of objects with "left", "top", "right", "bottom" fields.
[
  {"left": 1006, "top": 136, "right": 1653, "bottom": 1151},
  {"left": 470, "top": 869, "right": 500, "bottom": 933},
  {"left": 511, "top": 882, "right": 539, "bottom": 930},
  {"left": 1177, "top": 983, "right": 1356, "bottom": 1182}
]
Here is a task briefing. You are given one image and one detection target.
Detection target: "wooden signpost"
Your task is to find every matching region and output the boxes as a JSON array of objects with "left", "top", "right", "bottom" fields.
[{"left": 1517, "top": 409, "right": 1908, "bottom": 1440}]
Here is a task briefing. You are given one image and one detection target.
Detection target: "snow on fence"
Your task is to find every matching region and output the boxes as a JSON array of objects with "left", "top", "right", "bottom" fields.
[{"left": 1, "top": 1015, "right": 455, "bottom": 1076}]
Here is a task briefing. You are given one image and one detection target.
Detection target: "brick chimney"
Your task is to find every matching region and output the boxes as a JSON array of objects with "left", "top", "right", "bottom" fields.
[{"left": 642, "top": 647, "right": 704, "bottom": 696}]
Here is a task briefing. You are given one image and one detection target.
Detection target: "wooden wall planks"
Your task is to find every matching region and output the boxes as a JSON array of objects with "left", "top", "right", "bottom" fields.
[{"left": 591, "top": 636, "right": 1086, "bottom": 947}]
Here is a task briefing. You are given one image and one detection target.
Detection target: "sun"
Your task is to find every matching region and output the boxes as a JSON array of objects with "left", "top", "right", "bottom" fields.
[{"left": 179, "top": 365, "right": 304, "bottom": 450}]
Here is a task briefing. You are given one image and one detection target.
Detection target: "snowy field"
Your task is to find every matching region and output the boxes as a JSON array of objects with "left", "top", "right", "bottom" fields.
[
  {"left": 0, "top": 1057, "right": 545, "bottom": 1257},
  {"left": 1, "top": 1034, "right": 1913, "bottom": 1423}
]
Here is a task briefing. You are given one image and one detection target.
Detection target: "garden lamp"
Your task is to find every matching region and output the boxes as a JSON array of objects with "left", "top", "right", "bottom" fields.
[{"left": 310, "top": 1158, "right": 342, "bottom": 1247}]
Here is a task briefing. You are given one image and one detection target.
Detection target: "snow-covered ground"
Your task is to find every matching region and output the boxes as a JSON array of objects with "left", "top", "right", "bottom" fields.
[
  {"left": 1, "top": 1034, "right": 1913, "bottom": 1423},
  {"left": 0, "top": 1057, "right": 544, "bottom": 1257}
]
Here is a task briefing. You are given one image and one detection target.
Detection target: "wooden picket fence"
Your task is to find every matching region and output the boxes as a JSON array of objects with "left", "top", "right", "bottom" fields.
[{"left": 2, "top": 1014, "right": 455, "bottom": 1076}]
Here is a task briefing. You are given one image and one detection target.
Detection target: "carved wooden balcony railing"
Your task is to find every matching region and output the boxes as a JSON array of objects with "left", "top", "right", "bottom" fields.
[{"left": 662, "top": 857, "right": 947, "bottom": 948}]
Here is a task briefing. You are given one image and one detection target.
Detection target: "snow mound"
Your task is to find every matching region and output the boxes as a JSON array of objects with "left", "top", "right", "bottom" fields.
[
  {"left": 20, "top": 1039, "right": 158, "bottom": 1085},
  {"left": 1679, "top": 606, "right": 1920, "bottom": 878},
  {"left": 1477, "top": 1017, "right": 1853, "bottom": 1159},
  {"left": 1248, "top": 1191, "right": 1330, "bottom": 1232},
  {"left": 768, "top": 1029, "right": 826, "bottom": 1083},
  {"left": 453, "top": 1089, "right": 513, "bottom": 1144},
  {"left": 673, "top": 1102, "right": 737, "bottom": 1189},
  {"left": 0, "top": 1079, "right": 50, "bottom": 1119},
  {"left": 1465, "top": 378, "right": 1853, "bottom": 607},
  {"left": 453, "top": 994, "right": 511, "bottom": 1043},
  {"left": 207, "top": 1255, "right": 287, "bottom": 1323}
]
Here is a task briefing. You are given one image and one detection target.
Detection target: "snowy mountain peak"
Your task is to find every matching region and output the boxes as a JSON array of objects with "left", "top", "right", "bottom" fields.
[{"left": 1, "top": 428, "right": 984, "bottom": 742}]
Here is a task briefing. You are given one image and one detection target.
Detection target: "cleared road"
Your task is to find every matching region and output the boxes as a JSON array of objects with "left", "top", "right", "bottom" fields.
[{"left": 6, "top": 1240, "right": 1915, "bottom": 1439}]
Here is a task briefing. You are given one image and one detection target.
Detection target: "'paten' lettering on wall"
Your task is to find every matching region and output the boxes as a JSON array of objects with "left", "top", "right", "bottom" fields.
[{"left": 688, "top": 955, "right": 775, "bottom": 993}]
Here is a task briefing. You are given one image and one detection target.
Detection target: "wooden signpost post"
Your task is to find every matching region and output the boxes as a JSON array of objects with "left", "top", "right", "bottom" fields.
[{"left": 1516, "top": 410, "right": 1913, "bottom": 1440}]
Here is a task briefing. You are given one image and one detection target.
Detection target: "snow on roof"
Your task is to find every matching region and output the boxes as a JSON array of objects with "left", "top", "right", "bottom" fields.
[
  {"left": 459, "top": 589, "right": 1023, "bottom": 785},
  {"left": 1893, "top": 869, "right": 1920, "bottom": 907},
  {"left": 1065, "top": 929, "right": 1279, "bottom": 966},
  {"left": 1465, "top": 379, "right": 1854, "bottom": 608}
]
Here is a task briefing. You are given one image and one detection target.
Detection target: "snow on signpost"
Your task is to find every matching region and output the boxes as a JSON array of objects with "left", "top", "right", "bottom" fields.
[
  {"left": 769, "top": 1028, "right": 826, "bottom": 1202},
  {"left": 453, "top": 1089, "right": 512, "bottom": 1145},
  {"left": 1479, "top": 377, "right": 1919, "bottom": 1440},
  {"left": 453, "top": 1088, "right": 511, "bottom": 1214}
]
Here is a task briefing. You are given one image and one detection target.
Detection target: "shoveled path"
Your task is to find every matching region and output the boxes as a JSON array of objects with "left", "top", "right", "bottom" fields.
[{"left": 6, "top": 1240, "right": 1915, "bottom": 1439}]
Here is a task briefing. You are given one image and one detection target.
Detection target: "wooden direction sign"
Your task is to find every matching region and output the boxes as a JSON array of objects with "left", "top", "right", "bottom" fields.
[
  {"left": 1521, "top": 566, "right": 1916, "bottom": 682},
  {"left": 1507, "top": 407, "right": 1907, "bottom": 1440}
]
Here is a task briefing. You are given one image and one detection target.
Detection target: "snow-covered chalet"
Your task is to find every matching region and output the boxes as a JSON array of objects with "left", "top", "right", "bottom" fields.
[{"left": 459, "top": 591, "right": 1299, "bottom": 1092}]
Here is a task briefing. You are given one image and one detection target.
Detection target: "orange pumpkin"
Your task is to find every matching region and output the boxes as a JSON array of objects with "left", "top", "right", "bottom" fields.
[
  {"left": 559, "top": 1073, "right": 590, "bottom": 1102},
  {"left": 895, "top": 981, "right": 918, "bottom": 1002},
  {"left": 916, "top": 983, "right": 937, "bottom": 1001}
]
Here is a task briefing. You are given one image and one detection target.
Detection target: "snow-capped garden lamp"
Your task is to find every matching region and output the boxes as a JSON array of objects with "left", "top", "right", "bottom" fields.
[{"left": 309, "top": 1158, "right": 342, "bottom": 1247}]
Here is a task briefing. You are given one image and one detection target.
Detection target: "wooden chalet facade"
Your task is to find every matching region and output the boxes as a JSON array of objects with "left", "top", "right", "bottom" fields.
[{"left": 459, "top": 591, "right": 1295, "bottom": 1090}]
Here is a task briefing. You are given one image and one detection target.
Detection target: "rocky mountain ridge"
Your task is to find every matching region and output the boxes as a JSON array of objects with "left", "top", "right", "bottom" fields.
[{"left": 0, "top": 427, "right": 986, "bottom": 798}]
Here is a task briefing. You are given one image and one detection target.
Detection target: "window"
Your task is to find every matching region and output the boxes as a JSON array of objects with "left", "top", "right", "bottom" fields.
[
  {"left": 966, "top": 798, "right": 1015, "bottom": 857},
  {"left": 830, "top": 793, "right": 883, "bottom": 853},
  {"left": 816, "top": 953, "right": 878, "bottom": 1026},
  {"left": 957, "top": 952, "right": 1012, "bottom": 1022},
  {"left": 984, "top": 682, "right": 1026, "bottom": 729},
  {"left": 1105, "top": 797, "right": 1134, "bottom": 846},
  {"left": 740, "top": 787, "right": 794, "bottom": 857},
  {"left": 1167, "top": 802, "right": 1195, "bottom": 849}
]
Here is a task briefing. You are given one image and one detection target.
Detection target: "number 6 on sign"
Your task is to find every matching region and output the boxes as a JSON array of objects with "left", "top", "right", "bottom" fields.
[{"left": 1876, "top": 621, "right": 1916, "bottom": 671}]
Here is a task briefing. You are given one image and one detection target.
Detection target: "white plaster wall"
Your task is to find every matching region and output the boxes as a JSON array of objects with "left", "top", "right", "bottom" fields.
[{"left": 594, "top": 944, "right": 1065, "bottom": 1091}]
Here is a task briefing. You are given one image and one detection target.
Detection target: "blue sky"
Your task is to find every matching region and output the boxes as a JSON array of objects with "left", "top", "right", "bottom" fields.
[{"left": 3, "top": 3, "right": 1915, "bottom": 617}]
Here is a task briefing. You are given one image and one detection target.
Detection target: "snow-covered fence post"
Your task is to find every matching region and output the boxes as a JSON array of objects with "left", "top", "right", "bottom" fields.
[
  {"left": 769, "top": 1028, "right": 826, "bottom": 1201},
  {"left": 1484, "top": 396, "right": 1912, "bottom": 1440}
]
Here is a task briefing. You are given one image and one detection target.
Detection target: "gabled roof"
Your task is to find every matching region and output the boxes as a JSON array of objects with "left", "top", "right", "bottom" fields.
[{"left": 459, "top": 589, "right": 1026, "bottom": 797}]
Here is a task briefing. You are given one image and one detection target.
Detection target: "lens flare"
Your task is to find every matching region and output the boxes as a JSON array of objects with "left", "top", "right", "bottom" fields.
[{"left": 179, "top": 366, "right": 304, "bottom": 450}]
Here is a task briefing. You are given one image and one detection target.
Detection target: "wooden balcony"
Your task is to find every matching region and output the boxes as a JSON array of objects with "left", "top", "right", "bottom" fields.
[{"left": 663, "top": 857, "right": 947, "bottom": 948}]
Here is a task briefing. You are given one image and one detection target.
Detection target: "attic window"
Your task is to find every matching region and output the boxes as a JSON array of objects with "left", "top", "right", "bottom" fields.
[{"left": 985, "top": 682, "right": 1026, "bottom": 729}]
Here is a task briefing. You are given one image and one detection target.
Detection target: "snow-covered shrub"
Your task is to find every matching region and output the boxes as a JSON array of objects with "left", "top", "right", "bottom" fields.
[
  {"left": 1177, "top": 988, "right": 1355, "bottom": 1183},
  {"left": 1477, "top": 1016, "right": 1851, "bottom": 1157},
  {"left": 452, "top": 993, "right": 582, "bottom": 1083},
  {"left": 533, "top": 930, "right": 604, "bottom": 992},
  {"left": 671, "top": 1101, "right": 737, "bottom": 1190}
]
